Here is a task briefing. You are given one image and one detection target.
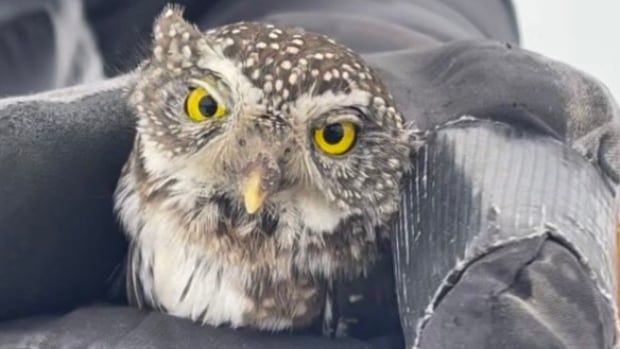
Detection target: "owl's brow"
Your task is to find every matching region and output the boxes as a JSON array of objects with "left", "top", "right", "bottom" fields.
[
  {"left": 335, "top": 106, "right": 368, "bottom": 121},
  {"left": 347, "top": 105, "right": 369, "bottom": 120},
  {"left": 320, "top": 106, "right": 368, "bottom": 126},
  {"left": 189, "top": 78, "right": 226, "bottom": 103}
]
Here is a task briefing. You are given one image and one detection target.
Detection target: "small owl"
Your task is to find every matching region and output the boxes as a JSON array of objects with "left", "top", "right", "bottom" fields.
[{"left": 115, "top": 5, "right": 411, "bottom": 332}]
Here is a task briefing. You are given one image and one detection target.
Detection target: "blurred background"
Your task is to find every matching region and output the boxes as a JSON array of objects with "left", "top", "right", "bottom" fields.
[
  {"left": 515, "top": 0, "right": 620, "bottom": 99},
  {"left": 0, "top": 0, "right": 618, "bottom": 100}
]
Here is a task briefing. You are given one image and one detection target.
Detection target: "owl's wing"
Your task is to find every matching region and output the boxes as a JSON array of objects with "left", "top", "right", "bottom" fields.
[{"left": 126, "top": 242, "right": 147, "bottom": 310}]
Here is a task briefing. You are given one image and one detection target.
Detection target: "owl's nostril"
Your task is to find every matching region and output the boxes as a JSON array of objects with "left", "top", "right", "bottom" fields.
[
  {"left": 283, "top": 147, "right": 291, "bottom": 155},
  {"left": 238, "top": 138, "right": 246, "bottom": 147}
]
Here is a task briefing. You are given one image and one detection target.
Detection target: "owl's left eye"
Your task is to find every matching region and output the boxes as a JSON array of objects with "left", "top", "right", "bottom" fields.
[
  {"left": 184, "top": 86, "right": 227, "bottom": 122},
  {"left": 313, "top": 121, "right": 358, "bottom": 156}
]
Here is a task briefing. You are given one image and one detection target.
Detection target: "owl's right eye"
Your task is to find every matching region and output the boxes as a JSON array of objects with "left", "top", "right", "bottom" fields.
[{"left": 184, "top": 86, "right": 227, "bottom": 122}]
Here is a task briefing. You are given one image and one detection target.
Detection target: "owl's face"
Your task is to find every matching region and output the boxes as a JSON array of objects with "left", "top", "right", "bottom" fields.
[{"left": 129, "top": 8, "right": 410, "bottom": 232}]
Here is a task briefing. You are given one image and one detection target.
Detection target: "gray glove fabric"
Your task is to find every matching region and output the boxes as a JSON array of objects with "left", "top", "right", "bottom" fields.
[
  {"left": 0, "top": 305, "right": 384, "bottom": 349},
  {"left": 394, "top": 120, "right": 617, "bottom": 348}
]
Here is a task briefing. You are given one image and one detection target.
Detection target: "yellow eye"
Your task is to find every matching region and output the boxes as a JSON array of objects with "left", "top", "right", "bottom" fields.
[
  {"left": 313, "top": 122, "right": 357, "bottom": 155},
  {"left": 184, "top": 86, "right": 227, "bottom": 122}
]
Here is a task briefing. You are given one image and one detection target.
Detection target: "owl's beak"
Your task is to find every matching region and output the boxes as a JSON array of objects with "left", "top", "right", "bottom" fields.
[
  {"left": 240, "top": 153, "right": 281, "bottom": 214},
  {"left": 242, "top": 169, "right": 267, "bottom": 214}
]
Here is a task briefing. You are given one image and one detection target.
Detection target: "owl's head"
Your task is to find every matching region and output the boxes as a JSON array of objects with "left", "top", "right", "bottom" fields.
[{"left": 128, "top": 6, "right": 411, "bottom": 233}]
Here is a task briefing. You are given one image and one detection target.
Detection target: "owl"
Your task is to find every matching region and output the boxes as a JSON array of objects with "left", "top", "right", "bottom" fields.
[{"left": 115, "top": 5, "right": 411, "bottom": 332}]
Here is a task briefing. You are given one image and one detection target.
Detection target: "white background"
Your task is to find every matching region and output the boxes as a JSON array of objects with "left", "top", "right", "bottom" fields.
[{"left": 514, "top": 0, "right": 620, "bottom": 100}]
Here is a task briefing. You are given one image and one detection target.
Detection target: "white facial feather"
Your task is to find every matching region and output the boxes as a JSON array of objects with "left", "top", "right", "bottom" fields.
[{"left": 295, "top": 190, "right": 347, "bottom": 233}]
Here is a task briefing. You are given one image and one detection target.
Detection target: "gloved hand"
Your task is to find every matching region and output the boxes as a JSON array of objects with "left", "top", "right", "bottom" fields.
[{"left": 1, "top": 38, "right": 618, "bottom": 348}]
